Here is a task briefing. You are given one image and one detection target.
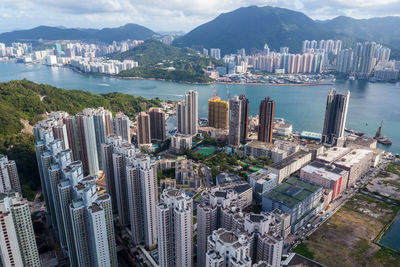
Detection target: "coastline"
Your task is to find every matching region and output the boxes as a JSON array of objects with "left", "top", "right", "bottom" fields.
[
  {"left": 3, "top": 61, "right": 393, "bottom": 87},
  {"left": 74, "top": 66, "right": 334, "bottom": 86}
]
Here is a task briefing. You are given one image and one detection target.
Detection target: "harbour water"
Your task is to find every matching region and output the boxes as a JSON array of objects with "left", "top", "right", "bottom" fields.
[
  {"left": 378, "top": 213, "right": 400, "bottom": 251},
  {"left": 0, "top": 61, "right": 399, "bottom": 153}
]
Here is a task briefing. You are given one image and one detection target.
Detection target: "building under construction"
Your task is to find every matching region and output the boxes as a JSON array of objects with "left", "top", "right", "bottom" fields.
[{"left": 208, "top": 96, "right": 229, "bottom": 129}]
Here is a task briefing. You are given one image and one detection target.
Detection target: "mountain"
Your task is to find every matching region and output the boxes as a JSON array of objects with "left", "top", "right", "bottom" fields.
[
  {"left": 320, "top": 16, "right": 400, "bottom": 53},
  {"left": 173, "top": 6, "right": 400, "bottom": 57},
  {"left": 0, "top": 24, "right": 156, "bottom": 44},
  {"left": 111, "top": 39, "right": 222, "bottom": 83}
]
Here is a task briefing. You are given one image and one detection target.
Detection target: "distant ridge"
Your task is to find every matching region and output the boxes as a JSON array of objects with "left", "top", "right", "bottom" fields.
[
  {"left": 0, "top": 24, "right": 156, "bottom": 44},
  {"left": 173, "top": 6, "right": 400, "bottom": 58}
]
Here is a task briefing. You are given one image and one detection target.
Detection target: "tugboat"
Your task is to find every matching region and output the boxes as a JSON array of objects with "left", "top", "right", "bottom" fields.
[{"left": 374, "top": 121, "right": 392, "bottom": 145}]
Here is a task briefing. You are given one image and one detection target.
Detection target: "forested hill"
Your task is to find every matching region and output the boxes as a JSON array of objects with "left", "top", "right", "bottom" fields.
[
  {"left": 111, "top": 39, "right": 223, "bottom": 83},
  {"left": 0, "top": 79, "right": 161, "bottom": 200},
  {"left": 173, "top": 5, "right": 400, "bottom": 58}
]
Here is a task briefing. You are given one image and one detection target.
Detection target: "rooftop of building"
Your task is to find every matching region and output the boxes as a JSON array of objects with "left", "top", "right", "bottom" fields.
[
  {"left": 302, "top": 161, "right": 347, "bottom": 180},
  {"left": 283, "top": 253, "right": 326, "bottom": 267},
  {"left": 317, "top": 147, "right": 351, "bottom": 163},
  {"left": 231, "top": 183, "right": 252, "bottom": 194},
  {"left": 208, "top": 96, "right": 228, "bottom": 104},
  {"left": 300, "top": 131, "right": 322, "bottom": 140},
  {"left": 214, "top": 191, "right": 227, "bottom": 198},
  {"left": 148, "top": 107, "right": 164, "bottom": 113},
  {"left": 334, "top": 149, "right": 373, "bottom": 167},
  {"left": 216, "top": 173, "right": 242, "bottom": 185},
  {"left": 166, "top": 189, "right": 182, "bottom": 197},
  {"left": 248, "top": 169, "right": 278, "bottom": 182},
  {"left": 96, "top": 194, "right": 109, "bottom": 201},
  {"left": 275, "top": 123, "right": 292, "bottom": 129},
  {"left": 219, "top": 231, "right": 239, "bottom": 244},
  {"left": 89, "top": 202, "right": 102, "bottom": 213},
  {"left": 248, "top": 213, "right": 267, "bottom": 223},
  {"left": 270, "top": 150, "right": 311, "bottom": 170},
  {"left": 264, "top": 177, "right": 322, "bottom": 208},
  {"left": 246, "top": 140, "right": 276, "bottom": 150},
  {"left": 305, "top": 143, "right": 324, "bottom": 150},
  {"left": 346, "top": 135, "right": 377, "bottom": 147}
]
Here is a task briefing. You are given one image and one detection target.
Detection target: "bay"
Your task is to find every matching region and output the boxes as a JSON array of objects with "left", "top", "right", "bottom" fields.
[{"left": 0, "top": 61, "right": 399, "bottom": 153}]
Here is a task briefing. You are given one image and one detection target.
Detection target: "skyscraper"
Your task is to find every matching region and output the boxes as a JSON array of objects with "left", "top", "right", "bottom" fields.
[
  {"left": 148, "top": 107, "right": 166, "bottom": 142},
  {"left": 239, "top": 94, "right": 249, "bottom": 142},
  {"left": 210, "top": 48, "right": 221, "bottom": 60},
  {"left": 321, "top": 89, "right": 350, "bottom": 146},
  {"left": 157, "top": 189, "right": 193, "bottom": 267},
  {"left": 336, "top": 49, "right": 353, "bottom": 74},
  {"left": 0, "top": 192, "right": 40, "bottom": 267},
  {"left": 136, "top": 112, "right": 151, "bottom": 145},
  {"left": 101, "top": 135, "right": 122, "bottom": 213},
  {"left": 126, "top": 155, "right": 158, "bottom": 249},
  {"left": 64, "top": 116, "right": 80, "bottom": 161},
  {"left": 82, "top": 107, "right": 112, "bottom": 171},
  {"left": 112, "top": 112, "right": 131, "bottom": 143},
  {"left": 0, "top": 154, "right": 21, "bottom": 195},
  {"left": 351, "top": 42, "right": 376, "bottom": 78},
  {"left": 75, "top": 113, "right": 100, "bottom": 175},
  {"left": 258, "top": 97, "right": 275, "bottom": 143},
  {"left": 177, "top": 90, "right": 198, "bottom": 135},
  {"left": 35, "top": 112, "right": 117, "bottom": 266},
  {"left": 34, "top": 124, "right": 69, "bottom": 243},
  {"left": 229, "top": 95, "right": 242, "bottom": 147},
  {"left": 208, "top": 96, "right": 229, "bottom": 129},
  {"left": 197, "top": 187, "right": 283, "bottom": 266},
  {"left": 359, "top": 42, "right": 376, "bottom": 77},
  {"left": 59, "top": 161, "right": 117, "bottom": 267}
]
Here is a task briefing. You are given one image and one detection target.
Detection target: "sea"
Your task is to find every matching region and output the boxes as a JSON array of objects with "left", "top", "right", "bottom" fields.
[{"left": 0, "top": 61, "right": 399, "bottom": 153}]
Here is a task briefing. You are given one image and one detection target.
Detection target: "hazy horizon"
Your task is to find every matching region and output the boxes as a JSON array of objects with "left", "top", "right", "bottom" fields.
[{"left": 1, "top": 1, "right": 400, "bottom": 34}]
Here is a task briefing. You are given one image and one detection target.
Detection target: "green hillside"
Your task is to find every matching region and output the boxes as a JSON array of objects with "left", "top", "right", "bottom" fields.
[
  {"left": 174, "top": 5, "right": 400, "bottom": 58},
  {"left": 112, "top": 39, "right": 222, "bottom": 83},
  {"left": 0, "top": 79, "right": 161, "bottom": 200}
]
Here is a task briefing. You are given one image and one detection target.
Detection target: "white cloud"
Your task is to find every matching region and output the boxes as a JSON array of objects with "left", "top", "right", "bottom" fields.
[{"left": 0, "top": 0, "right": 399, "bottom": 33}]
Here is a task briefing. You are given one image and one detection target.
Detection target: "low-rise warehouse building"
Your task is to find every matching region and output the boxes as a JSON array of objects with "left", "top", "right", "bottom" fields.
[
  {"left": 269, "top": 150, "right": 312, "bottom": 183},
  {"left": 300, "top": 161, "right": 349, "bottom": 201},
  {"left": 262, "top": 177, "right": 323, "bottom": 233},
  {"left": 333, "top": 149, "right": 373, "bottom": 188}
]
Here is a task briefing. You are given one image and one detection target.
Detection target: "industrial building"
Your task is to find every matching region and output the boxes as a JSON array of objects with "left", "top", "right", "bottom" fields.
[
  {"left": 300, "top": 161, "right": 349, "bottom": 201},
  {"left": 269, "top": 150, "right": 312, "bottom": 183},
  {"left": 262, "top": 177, "right": 323, "bottom": 232}
]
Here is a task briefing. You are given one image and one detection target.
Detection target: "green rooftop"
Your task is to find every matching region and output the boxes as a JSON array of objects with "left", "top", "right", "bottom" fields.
[{"left": 264, "top": 177, "right": 322, "bottom": 208}]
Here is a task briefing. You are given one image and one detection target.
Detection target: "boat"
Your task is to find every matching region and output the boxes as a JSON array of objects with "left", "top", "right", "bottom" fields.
[
  {"left": 344, "top": 128, "right": 364, "bottom": 136},
  {"left": 376, "top": 136, "right": 392, "bottom": 145},
  {"left": 374, "top": 121, "right": 392, "bottom": 145},
  {"left": 349, "top": 76, "right": 356, "bottom": 81}
]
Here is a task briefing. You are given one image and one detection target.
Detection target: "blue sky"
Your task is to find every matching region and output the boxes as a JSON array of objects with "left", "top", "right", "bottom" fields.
[{"left": 0, "top": 0, "right": 399, "bottom": 33}]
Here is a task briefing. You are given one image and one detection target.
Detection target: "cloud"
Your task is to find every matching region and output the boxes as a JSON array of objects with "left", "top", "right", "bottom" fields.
[{"left": 0, "top": 0, "right": 399, "bottom": 33}]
